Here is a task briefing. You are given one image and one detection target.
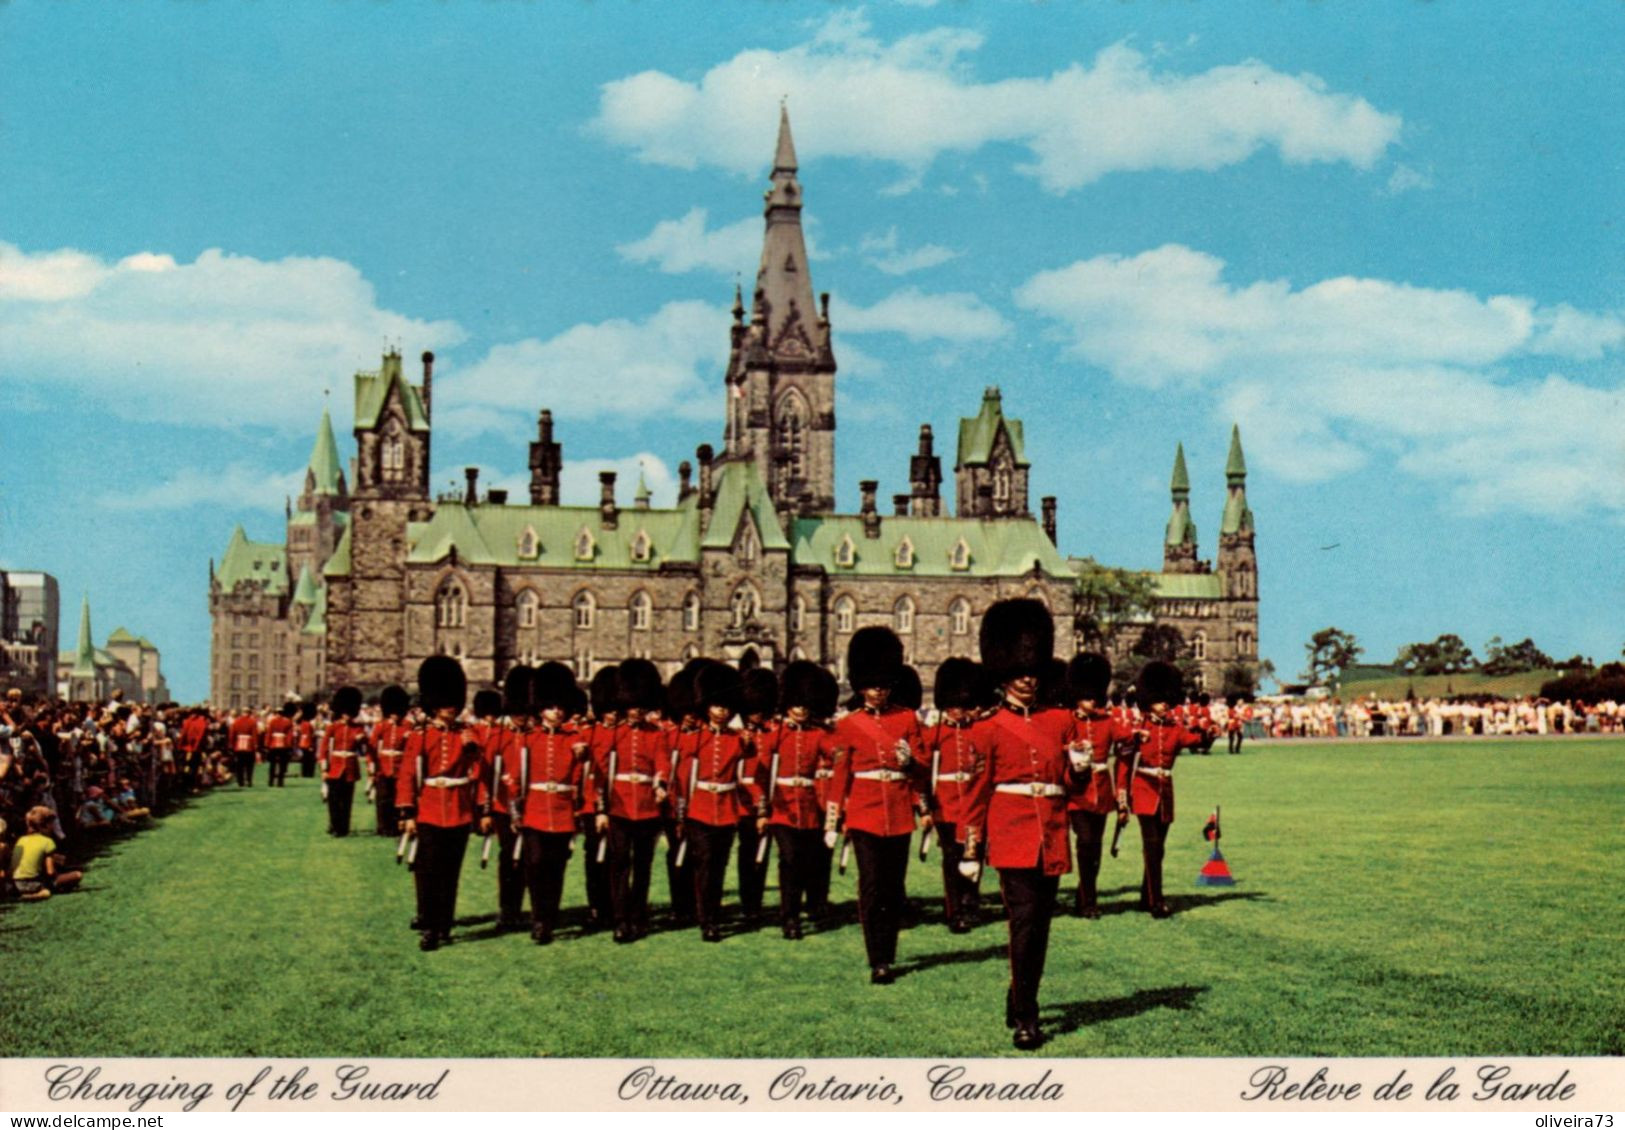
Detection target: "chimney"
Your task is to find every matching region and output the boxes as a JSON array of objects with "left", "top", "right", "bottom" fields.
[
  {"left": 697, "top": 445, "right": 715, "bottom": 505},
  {"left": 678, "top": 460, "right": 693, "bottom": 502},
  {"left": 488, "top": 488, "right": 509, "bottom": 506},
  {"left": 421, "top": 351, "right": 435, "bottom": 421},
  {"left": 1041, "top": 496, "right": 1057, "bottom": 545},
  {"left": 463, "top": 466, "right": 479, "bottom": 506},
  {"left": 599, "top": 471, "right": 618, "bottom": 530},
  {"left": 910, "top": 423, "right": 942, "bottom": 517},
  {"left": 892, "top": 493, "right": 909, "bottom": 517},
  {"left": 860, "top": 480, "right": 881, "bottom": 538},
  {"left": 529, "top": 409, "right": 562, "bottom": 506}
]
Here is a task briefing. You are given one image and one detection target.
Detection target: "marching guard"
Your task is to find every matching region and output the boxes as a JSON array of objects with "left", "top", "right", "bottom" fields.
[
  {"left": 756, "top": 661, "right": 837, "bottom": 939},
  {"left": 484, "top": 667, "right": 531, "bottom": 929},
  {"left": 683, "top": 664, "right": 751, "bottom": 942},
  {"left": 1065, "top": 653, "right": 1133, "bottom": 919},
  {"left": 397, "top": 655, "right": 487, "bottom": 951},
  {"left": 662, "top": 660, "right": 711, "bottom": 927},
  {"left": 511, "top": 663, "right": 587, "bottom": 945},
  {"left": 228, "top": 708, "right": 258, "bottom": 787},
  {"left": 320, "top": 686, "right": 367, "bottom": 837},
  {"left": 579, "top": 666, "right": 619, "bottom": 932},
  {"left": 959, "top": 599, "right": 1084, "bottom": 1050},
  {"left": 369, "top": 685, "right": 410, "bottom": 837},
  {"left": 735, "top": 667, "right": 778, "bottom": 922},
  {"left": 599, "top": 658, "right": 671, "bottom": 944},
  {"left": 296, "top": 701, "right": 319, "bottom": 780},
  {"left": 1117, "top": 660, "right": 1207, "bottom": 919},
  {"left": 924, "top": 658, "right": 987, "bottom": 933},
  {"left": 827, "top": 626, "right": 929, "bottom": 984},
  {"left": 265, "top": 702, "right": 295, "bottom": 787}
]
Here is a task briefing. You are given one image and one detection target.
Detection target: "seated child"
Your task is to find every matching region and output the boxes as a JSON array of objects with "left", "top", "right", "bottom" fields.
[{"left": 10, "top": 805, "right": 82, "bottom": 900}]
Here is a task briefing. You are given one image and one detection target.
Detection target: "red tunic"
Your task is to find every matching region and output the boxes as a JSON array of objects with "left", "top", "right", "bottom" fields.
[
  {"left": 369, "top": 720, "right": 410, "bottom": 781},
  {"left": 757, "top": 721, "right": 833, "bottom": 830},
  {"left": 512, "top": 724, "right": 585, "bottom": 834},
  {"left": 468, "top": 720, "right": 518, "bottom": 815},
  {"left": 963, "top": 704, "right": 1077, "bottom": 876},
  {"left": 597, "top": 721, "right": 671, "bottom": 822},
  {"left": 579, "top": 722, "right": 616, "bottom": 819},
  {"left": 1067, "top": 708, "right": 1133, "bottom": 815},
  {"left": 922, "top": 719, "right": 982, "bottom": 827},
  {"left": 179, "top": 715, "right": 208, "bottom": 753},
  {"left": 227, "top": 714, "right": 259, "bottom": 755},
  {"left": 683, "top": 726, "right": 751, "bottom": 827},
  {"left": 296, "top": 719, "right": 316, "bottom": 755},
  {"left": 829, "top": 706, "right": 926, "bottom": 838},
  {"left": 738, "top": 725, "right": 769, "bottom": 821},
  {"left": 1116, "top": 715, "right": 1202, "bottom": 821},
  {"left": 396, "top": 724, "right": 484, "bottom": 829},
  {"left": 264, "top": 715, "right": 294, "bottom": 753},
  {"left": 320, "top": 720, "right": 367, "bottom": 783}
]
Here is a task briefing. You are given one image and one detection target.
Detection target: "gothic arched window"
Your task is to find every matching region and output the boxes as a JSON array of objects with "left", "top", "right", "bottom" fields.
[
  {"left": 1192, "top": 631, "right": 1207, "bottom": 661},
  {"left": 572, "top": 591, "right": 595, "bottom": 630},
  {"left": 776, "top": 393, "right": 807, "bottom": 493},
  {"left": 682, "top": 592, "right": 701, "bottom": 632},
  {"left": 630, "top": 590, "right": 652, "bottom": 631},
  {"left": 950, "top": 598, "right": 971, "bottom": 636},
  {"left": 834, "top": 595, "right": 855, "bottom": 633},
  {"left": 435, "top": 580, "right": 466, "bottom": 629},
  {"left": 516, "top": 589, "right": 539, "bottom": 629},
  {"left": 731, "top": 583, "right": 759, "bottom": 628},
  {"left": 790, "top": 594, "right": 805, "bottom": 633},
  {"left": 894, "top": 596, "right": 915, "bottom": 635},
  {"left": 993, "top": 462, "right": 1012, "bottom": 505}
]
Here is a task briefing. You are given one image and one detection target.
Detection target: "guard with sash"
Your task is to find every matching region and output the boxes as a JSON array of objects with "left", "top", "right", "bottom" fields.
[
  {"left": 735, "top": 667, "right": 777, "bottom": 923},
  {"left": 827, "top": 627, "right": 929, "bottom": 984},
  {"left": 925, "top": 658, "right": 987, "bottom": 933},
  {"left": 599, "top": 658, "right": 671, "bottom": 944},
  {"left": 320, "top": 686, "right": 367, "bottom": 836},
  {"left": 397, "top": 656, "right": 486, "bottom": 951},
  {"left": 1117, "top": 660, "right": 1206, "bottom": 919},
  {"left": 578, "top": 665, "right": 619, "bottom": 932},
  {"left": 757, "top": 661, "right": 836, "bottom": 940},
  {"left": 1065, "top": 652, "right": 1133, "bottom": 919},
  {"left": 683, "top": 664, "right": 751, "bottom": 942},
  {"left": 960, "top": 599, "right": 1083, "bottom": 1050},
  {"left": 369, "top": 685, "right": 410, "bottom": 838},
  {"left": 228, "top": 708, "right": 258, "bottom": 787},
  {"left": 264, "top": 702, "right": 295, "bottom": 787},
  {"left": 511, "top": 663, "right": 586, "bottom": 945}
]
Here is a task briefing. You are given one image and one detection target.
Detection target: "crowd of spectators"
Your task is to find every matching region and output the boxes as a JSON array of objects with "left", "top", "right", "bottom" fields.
[{"left": 1220, "top": 695, "right": 1623, "bottom": 740}]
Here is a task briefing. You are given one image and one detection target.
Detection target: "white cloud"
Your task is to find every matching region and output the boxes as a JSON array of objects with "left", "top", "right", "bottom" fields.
[
  {"left": 835, "top": 287, "right": 1010, "bottom": 343},
  {"left": 103, "top": 463, "right": 305, "bottom": 512},
  {"left": 1385, "top": 163, "right": 1434, "bottom": 195},
  {"left": 1015, "top": 244, "right": 1625, "bottom": 516},
  {"left": 860, "top": 227, "right": 960, "bottom": 275},
  {"left": 592, "top": 18, "right": 1401, "bottom": 193},
  {"left": 617, "top": 208, "right": 763, "bottom": 276},
  {"left": 0, "top": 241, "right": 464, "bottom": 430},
  {"left": 436, "top": 300, "right": 728, "bottom": 437}
]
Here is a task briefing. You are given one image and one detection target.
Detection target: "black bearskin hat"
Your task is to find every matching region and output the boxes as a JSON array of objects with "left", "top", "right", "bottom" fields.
[
  {"left": 933, "top": 657, "right": 985, "bottom": 711},
  {"left": 979, "top": 598, "right": 1053, "bottom": 685},
  {"left": 589, "top": 665, "right": 621, "bottom": 718},
  {"left": 503, "top": 666, "right": 532, "bottom": 717},
  {"left": 380, "top": 684, "right": 410, "bottom": 719},
  {"left": 741, "top": 668, "right": 779, "bottom": 718},
  {"left": 1038, "top": 657, "right": 1069, "bottom": 708},
  {"left": 1198, "top": 691, "right": 1211, "bottom": 707},
  {"left": 780, "top": 660, "right": 825, "bottom": 713},
  {"left": 616, "top": 658, "right": 665, "bottom": 713},
  {"left": 1136, "top": 660, "right": 1184, "bottom": 711},
  {"left": 1068, "top": 652, "right": 1113, "bottom": 705},
  {"left": 280, "top": 700, "right": 299, "bottom": 719},
  {"left": 300, "top": 700, "right": 317, "bottom": 723},
  {"left": 331, "top": 686, "right": 363, "bottom": 719},
  {"left": 417, "top": 655, "right": 467, "bottom": 714},
  {"left": 893, "top": 665, "right": 923, "bottom": 711},
  {"left": 847, "top": 626, "right": 904, "bottom": 692},
  {"left": 531, "top": 662, "right": 578, "bottom": 714},
  {"left": 473, "top": 689, "right": 503, "bottom": 719},
  {"left": 696, "top": 663, "right": 742, "bottom": 712}
]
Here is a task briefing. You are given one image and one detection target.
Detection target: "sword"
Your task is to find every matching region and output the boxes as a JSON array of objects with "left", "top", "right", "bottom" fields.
[
  {"left": 406, "top": 833, "right": 419, "bottom": 869},
  {"left": 838, "top": 831, "right": 851, "bottom": 876},
  {"left": 396, "top": 830, "right": 411, "bottom": 864},
  {"left": 482, "top": 749, "right": 503, "bottom": 868},
  {"left": 755, "top": 749, "right": 779, "bottom": 865},
  {"left": 674, "top": 757, "right": 698, "bottom": 868},
  {"left": 512, "top": 739, "right": 530, "bottom": 865},
  {"left": 597, "top": 746, "right": 616, "bottom": 864},
  {"left": 920, "top": 745, "right": 941, "bottom": 861}
]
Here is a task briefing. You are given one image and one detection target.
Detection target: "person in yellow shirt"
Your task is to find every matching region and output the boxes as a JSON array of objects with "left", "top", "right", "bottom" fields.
[{"left": 8, "top": 806, "right": 82, "bottom": 901}]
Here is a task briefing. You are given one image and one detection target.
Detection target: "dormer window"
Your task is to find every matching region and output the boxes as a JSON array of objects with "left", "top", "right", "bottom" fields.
[
  {"left": 631, "top": 529, "right": 652, "bottom": 563},
  {"left": 735, "top": 521, "right": 758, "bottom": 567},
  {"left": 517, "top": 525, "right": 539, "bottom": 559},
  {"left": 574, "top": 527, "right": 595, "bottom": 562},
  {"left": 950, "top": 538, "right": 971, "bottom": 571},
  {"left": 835, "top": 534, "right": 856, "bottom": 568},
  {"left": 894, "top": 537, "right": 915, "bottom": 570}
]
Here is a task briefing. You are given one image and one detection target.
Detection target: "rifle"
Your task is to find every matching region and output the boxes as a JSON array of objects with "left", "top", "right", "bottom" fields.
[
  {"left": 597, "top": 746, "right": 616, "bottom": 864},
  {"left": 755, "top": 748, "right": 779, "bottom": 865},
  {"left": 396, "top": 829, "right": 411, "bottom": 865},
  {"left": 674, "top": 757, "right": 698, "bottom": 868},
  {"left": 512, "top": 736, "right": 530, "bottom": 865},
  {"left": 481, "top": 749, "right": 502, "bottom": 869},
  {"left": 919, "top": 745, "right": 941, "bottom": 861},
  {"left": 406, "top": 747, "right": 426, "bottom": 871},
  {"left": 664, "top": 742, "right": 682, "bottom": 850}
]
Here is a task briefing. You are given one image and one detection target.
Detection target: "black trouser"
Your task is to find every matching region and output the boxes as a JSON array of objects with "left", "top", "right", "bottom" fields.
[
  {"left": 772, "top": 825, "right": 823, "bottom": 924},
  {"left": 521, "top": 828, "right": 573, "bottom": 932},
  {"left": 609, "top": 816, "right": 661, "bottom": 932},
  {"left": 736, "top": 817, "right": 768, "bottom": 915},
  {"left": 326, "top": 778, "right": 355, "bottom": 836},
  {"left": 492, "top": 811, "right": 524, "bottom": 922},
  {"left": 577, "top": 814, "right": 612, "bottom": 927},
  {"left": 851, "top": 830, "right": 911, "bottom": 969},
  {"left": 269, "top": 751, "right": 290, "bottom": 787},
  {"left": 686, "top": 820, "right": 735, "bottom": 929},
  {"left": 1000, "top": 868, "right": 1061, "bottom": 1027},
  {"left": 412, "top": 823, "right": 471, "bottom": 936},
  {"left": 234, "top": 751, "right": 255, "bottom": 787},
  {"left": 936, "top": 820, "right": 981, "bottom": 923},
  {"left": 664, "top": 816, "right": 694, "bottom": 922},
  {"left": 1069, "top": 809, "right": 1108, "bottom": 910},
  {"left": 374, "top": 776, "right": 399, "bottom": 836},
  {"left": 300, "top": 750, "right": 317, "bottom": 777},
  {"left": 1227, "top": 729, "right": 1244, "bottom": 755},
  {"left": 806, "top": 832, "right": 834, "bottom": 915},
  {"left": 1138, "top": 814, "right": 1171, "bottom": 907}
]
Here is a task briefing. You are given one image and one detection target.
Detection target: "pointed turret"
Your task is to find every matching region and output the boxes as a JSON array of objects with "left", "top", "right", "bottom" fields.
[
  {"left": 753, "top": 105, "right": 820, "bottom": 354},
  {"left": 1218, "top": 424, "right": 1258, "bottom": 608},
  {"left": 305, "top": 405, "right": 346, "bottom": 497},
  {"left": 72, "top": 594, "right": 96, "bottom": 678},
  {"left": 1163, "top": 443, "right": 1199, "bottom": 572},
  {"left": 1220, "top": 425, "right": 1254, "bottom": 536},
  {"left": 634, "top": 467, "right": 652, "bottom": 510},
  {"left": 954, "top": 387, "right": 1031, "bottom": 518}
]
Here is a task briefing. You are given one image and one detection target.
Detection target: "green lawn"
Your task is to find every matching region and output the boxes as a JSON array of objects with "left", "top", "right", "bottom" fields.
[{"left": 4, "top": 739, "right": 1622, "bottom": 1059}]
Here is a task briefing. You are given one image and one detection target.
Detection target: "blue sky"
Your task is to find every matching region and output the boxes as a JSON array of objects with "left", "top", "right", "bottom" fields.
[{"left": 2, "top": 3, "right": 1621, "bottom": 701}]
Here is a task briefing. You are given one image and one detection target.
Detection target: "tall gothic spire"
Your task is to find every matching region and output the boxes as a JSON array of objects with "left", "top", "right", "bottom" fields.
[
  {"left": 1221, "top": 425, "right": 1254, "bottom": 536},
  {"left": 72, "top": 594, "right": 96, "bottom": 678},
  {"left": 1164, "top": 443, "right": 1198, "bottom": 570},
  {"left": 753, "top": 104, "right": 820, "bottom": 354}
]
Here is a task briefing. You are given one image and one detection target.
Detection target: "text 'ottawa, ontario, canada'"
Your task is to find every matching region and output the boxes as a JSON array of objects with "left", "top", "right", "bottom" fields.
[{"left": 616, "top": 1064, "right": 1066, "bottom": 1105}]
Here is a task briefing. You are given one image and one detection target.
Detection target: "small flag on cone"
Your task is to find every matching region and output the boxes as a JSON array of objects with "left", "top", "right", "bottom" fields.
[{"left": 1197, "top": 805, "right": 1236, "bottom": 886}]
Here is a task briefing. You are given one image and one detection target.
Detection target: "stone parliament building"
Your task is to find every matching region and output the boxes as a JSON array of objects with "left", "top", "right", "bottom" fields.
[{"left": 209, "top": 111, "right": 1258, "bottom": 710}]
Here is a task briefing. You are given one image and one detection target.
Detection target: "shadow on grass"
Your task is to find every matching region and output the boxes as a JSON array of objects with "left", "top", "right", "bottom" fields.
[
  {"left": 892, "top": 943, "right": 1009, "bottom": 980},
  {"left": 1044, "top": 983, "right": 1209, "bottom": 1034},
  {"left": 1089, "top": 888, "right": 1270, "bottom": 917}
]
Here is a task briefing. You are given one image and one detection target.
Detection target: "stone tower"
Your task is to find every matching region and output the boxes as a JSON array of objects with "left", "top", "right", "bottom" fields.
[
  {"left": 285, "top": 404, "right": 350, "bottom": 586},
  {"left": 529, "top": 409, "right": 563, "bottom": 505},
  {"left": 1217, "top": 425, "right": 1258, "bottom": 601},
  {"left": 954, "top": 387, "right": 1030, "bottom": 518},
  {"left": 722, "top": 106, "right": 837, "bottom": 516},
  {"left": 1162, "top": 443, "right": 1200, "bottom": 574},
  {"left": 908, "top": 424, "right": 943, "bottom": 517}
]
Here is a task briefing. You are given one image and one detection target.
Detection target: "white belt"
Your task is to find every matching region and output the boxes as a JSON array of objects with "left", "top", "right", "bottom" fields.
[
  {"left": 424, "top": 776, "right": 471, "bottom": 788},
  {"left": 775, "top": 776, "right": 816, "bottom": 788},
  {"left": 379, "top": 749, "right": 403, "bottom": 758},
  {"left": 328, "top": 751, "right": 356, "bottom": 759},
  {"left": 815, "top": 769, "right": 833, "bottom": 779},
  {"left": 995, "top": 782, "right": 1066, "bottom": 798},
  {"left": 614, "top": 773, "right": 656, "bottom": 784},
  {"left": 693, "top": 781, "right": 737, "bottom": 793},
  {"left": 1136, "top": 766, "right": 1174, "bottom": 779},
  {"left": 936, "top": 771, "right": 974, "bottom": 783},
  {"left": 854, "top": 769, "right": 909, "bottom": 783},
  {"left": 529, "top": 782, "right": 575, "bottom": 794}
]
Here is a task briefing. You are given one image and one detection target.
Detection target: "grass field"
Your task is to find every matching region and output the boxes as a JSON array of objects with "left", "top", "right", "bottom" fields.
[{"left": 3, "top": 739, "right": 1622, "bottom": 1059}]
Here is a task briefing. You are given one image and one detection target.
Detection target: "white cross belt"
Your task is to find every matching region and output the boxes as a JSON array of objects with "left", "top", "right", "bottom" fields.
[
  {"left": 854, "top": 769, "right": 909, "bottom": 783},
  {"left": 994, "top": 782, "right": 1066, "bottom": 798},
  {"left": 424, "top": 777, "right": 472, "bottom": 788}
]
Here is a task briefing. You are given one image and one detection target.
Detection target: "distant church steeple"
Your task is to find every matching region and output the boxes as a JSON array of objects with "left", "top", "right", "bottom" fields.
[{"left": 1163, "top": 443, "right": 1200, "bottom": 573}]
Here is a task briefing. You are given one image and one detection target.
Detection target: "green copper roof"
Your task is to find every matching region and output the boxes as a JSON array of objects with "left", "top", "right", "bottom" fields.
[
  {"left": 289, "top": 509, "right": 349, "bottom": 528},
  {"left": 1220, "top": 489, "right": 1254, "bottom": 536},
  {"left": 634, "top": 469, "right": 652, "bottom": 505},
  {"left": 956, "top": 387, "right": 1029, "bottom": 468},
  {"left": 106, "top": 626, "right": 139, "bottom": 645},
  {"left": 1152, "top": 572, "right": 1224, "bottom": 599},
  {"left": 291, "top": 565, "right": 319, "bottom": 606},
  {"left": 302, "top": 584, "right": 327, "bottom": 635},
  {"left": 406, "top": 498, "right": 703, "bottom": 570},
  {"left": 701, "top": 461, "right": 791, "bottom": 551},
  {"left": 72, "top": 595, "right": 96, "bottom": 677},
  {"left": 1165, "top": 504, "right": 1196, "bottom": 548},
  {"left": 1226, "top": 424, "right": 1247, "bottom": 481},
  {"left": 306, "top": 406, "right": 345, "bottom": 495},
  {"left": 792, "top": 514, "right": 1067, "bottom": 578},
  {"left": 217, "top": 525, "right": 290, "bottom": 596},
  {"left": 323, "top": 523, "right": 352, "bottom": 579},
  {"left": 1170, "top": 443, "right": 1190, "bottom": 495},
  {"left": 138, "top": 637, "right": 157, "bottom": 651},
  {"left": 354, "top": 351, "right": 429, "bottom": 432}
]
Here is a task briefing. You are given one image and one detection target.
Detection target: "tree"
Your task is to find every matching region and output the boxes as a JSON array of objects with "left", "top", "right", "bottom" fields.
[
  {"left": 1222, "top": 662, "right": 1259, "bottom": 699},
  {"left": 1481, "top": 636, "right": 1553, "bottom": 675},
  {"left": 1072, "top": 560, "right": 1159, "bottom": 653},
  {"left": 1117, "top": 624, "right": 1197, "bottom": 690},
  {"left": 1395, "top": 634, "right": 1476, "bottom": 675},
  {"left": 1303, "top": 627, "right": 1362, "bottom": 686}
]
